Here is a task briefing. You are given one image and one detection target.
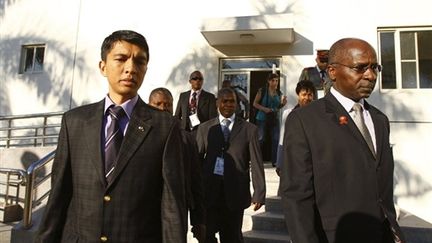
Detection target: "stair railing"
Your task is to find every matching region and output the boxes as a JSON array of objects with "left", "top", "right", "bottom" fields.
[
  {"left": 22, "top": 150, "right": 55, "bottom": 229},
  {"left": 0, "top": 112, "right": 63, "bottom": 148},
  {"left": 0, "top": 168, "right": 26, "bottom": 217}
]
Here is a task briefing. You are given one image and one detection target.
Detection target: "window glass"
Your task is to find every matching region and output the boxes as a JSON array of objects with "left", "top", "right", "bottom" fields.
[
  {"left": 24, "top": 48, "right": 34, "bottom": 72},
  {"left": 401, "top": 62, "right": 417, "bottom": 88},
  {"left": 418, "top": 31, "right": 432, "bottom": 88},
  {"left": 380, "top": 32, "right": 396, "bottom": 89},
  {"left": 400, "top": 32, "right": 416, "bottom": 60},
  {"left": 34, "top": 47, "right": 45, "bottom": 72}
]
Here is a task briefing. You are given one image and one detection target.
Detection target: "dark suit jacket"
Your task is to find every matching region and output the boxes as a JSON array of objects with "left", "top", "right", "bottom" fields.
[
  {"left": 299, "top": 66, "right": 333, "bottom": 95},
  {"left": 174, "top": 90, "right": 217, "bottom": 131},
  {"left": 196, "top": 117, "right": 266, "bottom": 210},
  {"left": 280, "top": 92, "right": 405, "bottom": 243},
  {"left": 181, "top": 130, "right": 205, "bottom": 226},
  {"left": 36, "top": 98, "right": 187, "bottom": 243}
]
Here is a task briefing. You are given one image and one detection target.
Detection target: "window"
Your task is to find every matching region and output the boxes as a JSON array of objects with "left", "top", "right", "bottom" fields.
[
  {"left": 378, "top": 27, "right": 432, "bottom": 89},
  {"left": 19, "top": 44, "right": 46, "bottom": 74}
]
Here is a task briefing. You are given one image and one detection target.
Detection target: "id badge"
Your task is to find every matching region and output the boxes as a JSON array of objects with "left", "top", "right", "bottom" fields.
[
  {"left": 213, "top": 157, "right": 224, "bottom": 176},
  {"left": 189, "top": 113, "right": 201, "bottom": 128}
]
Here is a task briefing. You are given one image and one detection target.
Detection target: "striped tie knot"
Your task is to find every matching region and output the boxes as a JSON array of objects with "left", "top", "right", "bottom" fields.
[{"left": 108, "top": 105, "right": 126, "bottom": 121}]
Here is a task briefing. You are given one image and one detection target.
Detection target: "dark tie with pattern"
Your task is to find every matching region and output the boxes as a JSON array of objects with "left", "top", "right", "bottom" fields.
[
  {"left": 221, "top": 119, "right": 231, "bottom": 142},
  {"left": 190, "top": 92, "right": 197, "bottom": 115},
  {"left": 105, "top": 106, "right": 126, "bottom": 182},
  {"left": 352, "top": 103, "right": 376, "bottom": 158},
  {"left": 320, "top": 70, "right": 326, "bottom": 79}
]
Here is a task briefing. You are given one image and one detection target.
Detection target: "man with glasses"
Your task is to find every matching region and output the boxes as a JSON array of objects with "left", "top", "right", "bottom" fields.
[
  {"left": 280, "top": 38, "right": 405, "bottom": 243},
  {"left": 175, "top": 70, "right": 217, "bottom": 135}
]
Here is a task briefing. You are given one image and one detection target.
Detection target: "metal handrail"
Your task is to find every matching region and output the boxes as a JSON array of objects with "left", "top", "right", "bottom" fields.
[
  {"left": 22, "top": 150, "right": 56, "bottom": 229},
  {"left": 0, "top": 112, "right": 63, "bottom": 148},
  {"left": 0, "top": 168, "right": 26, "bottom": 206}
]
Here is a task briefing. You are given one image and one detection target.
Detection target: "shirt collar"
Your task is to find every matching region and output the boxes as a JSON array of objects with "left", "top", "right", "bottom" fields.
[
  {"left": 330, "top": 87, "right": 365, "bottom": 113},
  {"left": 190, "top": 89, "right": 202, "bottom": 96},
  {"left": 218, "top": 113, "right": 235, "bottom": 125},
  {"left": 104, "top": 95, "right": 139, "bottom": 119}
]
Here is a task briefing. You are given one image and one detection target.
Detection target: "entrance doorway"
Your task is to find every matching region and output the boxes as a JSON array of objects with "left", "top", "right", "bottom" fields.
[{"left": 219, "top": 58, "right": 282, "bottom": 162}]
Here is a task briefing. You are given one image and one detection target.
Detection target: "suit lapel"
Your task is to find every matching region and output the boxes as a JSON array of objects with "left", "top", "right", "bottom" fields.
[
  {"left": 229, "top": 117, "right": 243, "bottom": 142},
  {"left": 324, "top": 94, "right": 376, "bottom": 161},
  {"left": 198, "top": 91, "right": 209, "bottom": 111},
  {"left": 83, "top": 100, "right": 107, "bottom": 186},
  {"left": 106, "top": 98, "right": 152, "bottom": 188},
  {"left": 184, "top": 91, "right": 191, "bottom": 112},
  {"left": 367, "top": 102, "right": 384, "bottom": 165}
]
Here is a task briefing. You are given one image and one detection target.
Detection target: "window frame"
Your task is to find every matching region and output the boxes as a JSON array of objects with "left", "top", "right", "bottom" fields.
[
  {"left": 377, "top": 26, "right": 432, "bottom": 91},
  {"left": 19, "top": 44, "right": 46, "bottom": 74}
]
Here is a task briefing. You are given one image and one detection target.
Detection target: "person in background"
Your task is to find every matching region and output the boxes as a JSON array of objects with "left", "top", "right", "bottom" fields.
[
  {"left": 280, "top": 37, "right": 405, "bottom": 243},
  {"left": 36, "top": 30, "right": 187, "bottom": 243},
  {"left": 299, "top": 49, "right": 332, "bottom": 97},
  {"left": 175, "top": 70, "right": 218, "bottom": 135},
  {"left": 275, "top": 80, "right": 316, "bottom": 176},
  {"left": 196, "top": 87, "right": 266, "bottom": 243},
  {"left": 149, "top": 87, "right": 206, "bottom": 243},
  {"left": 253, "top": 73, "right": 287, "bottom": 166},
  {"left": 221, "top": 80, "right": 250, "bottom": 120}
]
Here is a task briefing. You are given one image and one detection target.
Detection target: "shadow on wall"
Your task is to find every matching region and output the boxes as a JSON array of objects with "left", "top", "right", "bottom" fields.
[
  {"left": 167, "top": 48, "right": 220, "bottom": 96},
  {"left": 0, "top": 0, "right": 19, "bottom": 17},
  {"left": 377, "top": 92, "right": 421, "bottom": 123},
  {"left": 21, "top": 151, "right": 45, "bottom": 178},
  {"left": 394, "top": 160, "right": 432, "bottom": 203},
  {"left": 0, "top": 34, "right": 91, "bottom": 116}
]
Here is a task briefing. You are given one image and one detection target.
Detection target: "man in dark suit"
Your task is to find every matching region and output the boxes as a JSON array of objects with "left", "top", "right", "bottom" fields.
[
  {"left": 196, "top": 87, "right": 266, "bottom": 243},
  {"left": 280, "top": 38, "right": 405, "bottom": 243},
  {"left": 149, "top": 87, "right": 206, "bottom": 243},
  {"left": 36, "top": 30, "right": 187, "bottom": 243},
  {"left": 299, "top": 49, "right": 332, "bottom": 98},
  {"left": 175, "top": 70, "right": 217, "bottom": 134}
]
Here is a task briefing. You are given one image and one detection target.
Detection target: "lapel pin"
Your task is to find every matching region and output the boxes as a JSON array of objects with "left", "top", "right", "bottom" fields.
[
  {"left": 339, "top": 116, "right": 348, "bottom": 125},
  {"left": 138, "top": 126, "right": 144, "bottom": 131}
]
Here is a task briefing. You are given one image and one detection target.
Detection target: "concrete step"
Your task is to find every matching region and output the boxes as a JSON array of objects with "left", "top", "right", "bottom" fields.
[
  {"left": 243, "top": 230, "right": 291, "bottom": 243},
  {"left": 399, "top": 210, "right": 432, "bottom": 243},
  {"left": 265, "top": 196, "right": 282, "bottom": 213},
  {"left": 251, "top": 211, "right": 287, "bottom": 233}
]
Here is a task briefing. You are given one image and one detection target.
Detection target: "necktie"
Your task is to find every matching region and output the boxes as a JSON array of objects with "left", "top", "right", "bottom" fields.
[
  {"left": 190, "top": 92, "right": 197, "bottom": 115},
  {"left": 320, "top": 70, "right": 326, "bottom": 79},
  {"left": 352, "top": 103, "right": 376, "bottom": 158},
  {"left": 221, "top": 119, "right": 231, "bottom": 142},
  {"left": 105, "top": 106, "right": 126, "bottom": 182}
]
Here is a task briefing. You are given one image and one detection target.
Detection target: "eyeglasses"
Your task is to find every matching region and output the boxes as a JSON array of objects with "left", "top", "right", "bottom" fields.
[
  {"left": 191, "top": 77, "right": 203, "bottom": 81},
  {"left": 332, "top": 63, "right": 382, "bottom": 74}
]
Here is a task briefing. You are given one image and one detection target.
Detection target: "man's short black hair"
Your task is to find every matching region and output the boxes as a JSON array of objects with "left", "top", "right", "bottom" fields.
[
  {"left": 217, "top": 87, "right": 236, "bottom": 100},
  {"left": 149, "top": 87, "right": 173, "bottom": 100},
  {"left": 101, "top": 30, "right": 149, "bottom": 62}
]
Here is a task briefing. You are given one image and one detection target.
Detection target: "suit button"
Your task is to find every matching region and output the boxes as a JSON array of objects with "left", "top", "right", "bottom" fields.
[
  {"left": 100, "top": 235, "right": 108, "bottom": 242},
  {"left": 104, "top": 195, "right": 111, "bottom": 202}
]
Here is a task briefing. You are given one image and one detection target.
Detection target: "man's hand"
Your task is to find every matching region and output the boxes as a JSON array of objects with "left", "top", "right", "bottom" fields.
[
  {"left": 276, "top": 167, "right": 281, "bottom": 177},
  {"left": 252, "top": 202, "right": 263, "bottom": 211},
  {"left": 191, "top": 224, "right": 206, "bottom": 243}
]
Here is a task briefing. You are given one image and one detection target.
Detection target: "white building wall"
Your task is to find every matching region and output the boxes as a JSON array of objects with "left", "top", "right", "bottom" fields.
[{"left": 1, "top": 0, "right": 431, "bottom": 222}]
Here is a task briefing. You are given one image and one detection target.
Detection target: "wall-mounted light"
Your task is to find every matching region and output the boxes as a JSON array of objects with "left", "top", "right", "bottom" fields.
[{"left": 239, "top": 33, "right": 255, "bottom": 40}]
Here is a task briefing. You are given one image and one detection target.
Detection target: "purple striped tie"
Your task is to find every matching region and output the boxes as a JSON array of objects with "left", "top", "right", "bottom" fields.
[{"left": 105, "top": 106, "right": 125, "bottom": 182}]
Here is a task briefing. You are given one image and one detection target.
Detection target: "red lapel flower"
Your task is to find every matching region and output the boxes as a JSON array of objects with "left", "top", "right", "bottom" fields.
[{"left": 339, "top": 116, "right": 348, "bottom": 125}]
